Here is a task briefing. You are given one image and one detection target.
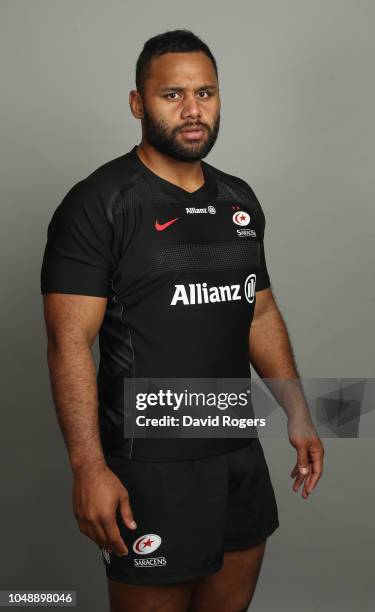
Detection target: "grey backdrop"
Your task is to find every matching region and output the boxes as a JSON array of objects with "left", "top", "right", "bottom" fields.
[{"left": 1, "top": 0, "right": 374, "bottom": 610}]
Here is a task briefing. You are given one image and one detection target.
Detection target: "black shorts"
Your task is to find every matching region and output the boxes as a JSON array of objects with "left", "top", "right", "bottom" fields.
[{"left": 100, "top": 439, "right": 279, "bottom": 585}]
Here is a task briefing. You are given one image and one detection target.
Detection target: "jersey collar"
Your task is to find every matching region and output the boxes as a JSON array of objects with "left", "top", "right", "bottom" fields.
[{"left": 129, "top": 145, "right": 218, "bottom": 205}]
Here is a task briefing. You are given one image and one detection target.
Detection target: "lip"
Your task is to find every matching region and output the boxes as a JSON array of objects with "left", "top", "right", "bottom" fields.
[{"left": 180, "top": 127, "right": 206, "bottom": 140}]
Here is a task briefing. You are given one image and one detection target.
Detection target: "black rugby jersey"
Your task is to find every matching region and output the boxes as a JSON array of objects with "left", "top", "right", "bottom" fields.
[{"left": 41, "top": 145, "right": 271, "bottom": 462}]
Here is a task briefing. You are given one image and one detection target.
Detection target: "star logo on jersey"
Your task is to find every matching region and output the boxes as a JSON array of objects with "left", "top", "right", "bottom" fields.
[
  {"left": 155, "top": 218, "right": 179, "bottom": 231},
  {"left": 232, "top": 210, "right": 250, "bottom": 226},
  {"left": 133, "top": 534, "right": 162, "bottom": 555}
]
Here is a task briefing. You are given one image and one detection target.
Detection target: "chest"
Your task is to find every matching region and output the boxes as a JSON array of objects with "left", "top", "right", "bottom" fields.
[{"left": 111, "top": 196, "right": 261, "bottom": 299}]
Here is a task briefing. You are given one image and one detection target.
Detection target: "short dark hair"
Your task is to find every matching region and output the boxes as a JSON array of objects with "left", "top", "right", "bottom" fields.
[{"left": 135, "top": 29, "right": 218, "bottom": 94}]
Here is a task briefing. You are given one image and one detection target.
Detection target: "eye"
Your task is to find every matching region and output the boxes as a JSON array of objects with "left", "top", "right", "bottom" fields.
[
  {"left": 197, "top": 90, "right": 211, "bottom": 98},
  {"left": 164, "top": 92, "right": 181, "bottom": 100}
]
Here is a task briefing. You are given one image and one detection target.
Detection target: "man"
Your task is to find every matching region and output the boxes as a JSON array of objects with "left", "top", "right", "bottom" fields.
[{"left": 41, "top": 29, "right": 324, "bottom": 612}]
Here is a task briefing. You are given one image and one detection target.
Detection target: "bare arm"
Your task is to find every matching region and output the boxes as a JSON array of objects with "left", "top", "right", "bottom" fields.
[
  {"left": 249, "top": 288, "right": 324, "bottom": 498},
  {"left": 42, "top": 293, "right": 136, "bottom": 555},
  {"left": 249, "top": 288, "right": 296, "bottom": 377},
  {"left": 43, "top": 293, "right": 107, "bottom": 471},
  {"left": 250, "top": 287, "right": 312, "bottom": 418}
]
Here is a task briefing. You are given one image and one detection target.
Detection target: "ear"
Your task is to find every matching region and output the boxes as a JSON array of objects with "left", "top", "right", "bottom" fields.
[{"left": 129, "top": 90, "right": 144, "bottom": 119}]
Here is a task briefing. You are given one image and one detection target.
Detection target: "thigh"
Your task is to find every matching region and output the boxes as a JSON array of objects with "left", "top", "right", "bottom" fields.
[
  {"left": 187, "top": 540, "right": 267, "bottom": 612},
  {"left": 107, "top": 577, "right": 195, "bottom": 612}
]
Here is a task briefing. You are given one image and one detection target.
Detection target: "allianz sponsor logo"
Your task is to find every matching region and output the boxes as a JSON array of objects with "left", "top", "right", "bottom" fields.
[
  {"left": 134, "top": 556, "right": 167, "bottom": 568},
  {"left": 185, "top": 205, "right": 216, "bottom": 214},
  {"left": 170, "top": 274, "right": 256, "bottom": 306}
]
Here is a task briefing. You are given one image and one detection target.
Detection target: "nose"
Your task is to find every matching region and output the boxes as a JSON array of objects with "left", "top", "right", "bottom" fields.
[{"left": 181, "top": 93, "right": 201, "bottom": 120}]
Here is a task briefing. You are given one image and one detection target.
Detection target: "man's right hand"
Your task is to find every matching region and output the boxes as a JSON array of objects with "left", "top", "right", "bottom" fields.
[{"left": 72, "top": 463, "right": 137, "bottom": 556}]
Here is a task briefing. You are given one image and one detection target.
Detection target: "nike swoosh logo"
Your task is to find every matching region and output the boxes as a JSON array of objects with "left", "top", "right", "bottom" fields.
[{"left": 155, "top": 217, "right": 179, "bottom": 231}]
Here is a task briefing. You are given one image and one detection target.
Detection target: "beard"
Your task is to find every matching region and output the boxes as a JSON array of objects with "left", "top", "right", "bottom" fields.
[{"left": 142, "top": 107, "right": 220, "bottom": 161}]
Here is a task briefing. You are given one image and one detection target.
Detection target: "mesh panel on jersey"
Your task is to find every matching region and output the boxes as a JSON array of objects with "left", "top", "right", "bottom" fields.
[
  {"left": 215, "top": 179, "right": 249, "bottom": 203},
  {"left": 113, "top": 185, "right": 142, "bottom": 213},
  {"left": 114, "top": 176, "right": 255, "bottom": 212},
  {"left": 149, "top": 240, "right": 260, "bottom": 275},
  {"left": 114, "top": 176, "right": 178, "bottom": 212}
]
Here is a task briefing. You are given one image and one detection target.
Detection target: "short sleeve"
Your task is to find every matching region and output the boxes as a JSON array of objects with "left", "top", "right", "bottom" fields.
[
  {"left": 256, "top": 241, "right": 271, "bottom": 291},
  {"left": 246, "top": 183, "right": 271, "bottom": 292},
  {"left": 40, "top": 181, "right": 115, "bottom": 297}
]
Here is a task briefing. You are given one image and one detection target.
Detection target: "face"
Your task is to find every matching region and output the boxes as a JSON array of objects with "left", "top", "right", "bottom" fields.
[{"left": 133, "top": 51, "right": 221, "bottom": 161}]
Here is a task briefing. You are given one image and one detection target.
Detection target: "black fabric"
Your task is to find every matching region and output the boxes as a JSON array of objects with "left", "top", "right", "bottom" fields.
[
  {"left": 40, "top": 180, "right": 116, "bottom": 296},
  {"left": 101, "top": 440, "right": 279, "bottom": 585},
  {"left": 41, "top": 145, "right": 272, "bottom": 461}
]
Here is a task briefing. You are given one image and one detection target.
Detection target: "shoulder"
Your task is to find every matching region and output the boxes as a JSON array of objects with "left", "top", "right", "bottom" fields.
[{"left": 50, "top": 151, "right": 139, "bottom": 226}]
